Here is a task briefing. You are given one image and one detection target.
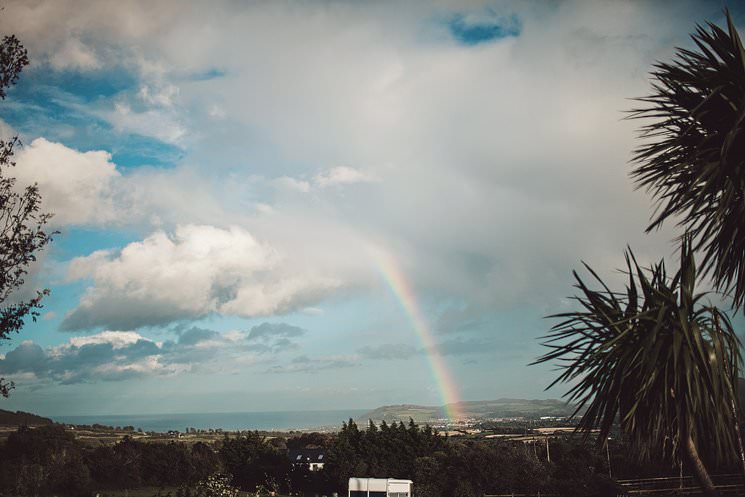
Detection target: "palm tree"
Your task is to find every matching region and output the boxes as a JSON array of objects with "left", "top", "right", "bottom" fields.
[
  {"left": 533, "top": 241, "right": 741, "bottom": 496},
  {"left": 629, "top": 11, "right": 745, "bottom": 311}
]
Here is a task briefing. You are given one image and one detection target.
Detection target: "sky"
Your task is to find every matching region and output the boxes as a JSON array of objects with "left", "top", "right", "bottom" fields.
[{"left": 0, "top": 0, "right": 742, "bottom": 417}]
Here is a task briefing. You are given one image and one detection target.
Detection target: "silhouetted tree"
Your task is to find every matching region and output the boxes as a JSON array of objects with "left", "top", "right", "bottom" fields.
[
  {"left": 286, "top": 431, "right": 331, "bottom": 449},
  {"left": 629, "top": 10, "right": 745, "bottom": 311},
  {"left": 220, "top": 431, "right": 289, "bottom": 491},
  {"left": 0, "top": 31, "right": 54, "bottom": 397},
  {"left": 1, "top": 425, "right": 91, "bottom": 496},
  {"left": 535, "top": 242, "right": 741, "bottom": 497}
]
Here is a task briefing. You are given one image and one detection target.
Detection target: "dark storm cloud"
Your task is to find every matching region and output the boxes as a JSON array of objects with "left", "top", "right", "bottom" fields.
[
  {"left": 1, "top": 334, "right": 192, "bottom": 385},
  {"left": 244, "top": 322, "right": 306, "bottom": 354},
  {"left": 0, "top": 341, "right": 47, "bottom": 374},
  {"left": 0, "top": 321, "right": 311, "bottom": 385},
  {"left": 60, "top": 296, "right": 191, "bottom": 332},
  {"left": 177, "top": 326, "right": 221, "bottom": 346},
  {"left": 246, "top": 322, "right": 305, "bottom": 341}
]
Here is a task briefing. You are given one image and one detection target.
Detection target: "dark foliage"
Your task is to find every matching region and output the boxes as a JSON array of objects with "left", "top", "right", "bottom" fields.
[
  {"left": 286, "top": 431, "right": 332, "bottom": 449},
  {"left": 547, "top": 441, "right": 619, "bottom": 497},
  {"left": 219, "top": 431, "right": 289, "bottom": 491},
  {"left": 0, "top": 34, "right": 27, "bottom": 100},
  {"left": 324, "top": 419, "right": 621, "bottom": 497},
  {"left": 87, "top": 437, "right": 220, "bottom": 490},
  {"left": 324, "top": 419, "right": 446, "bottom": 491},
  {"left": 0, "top": 425, "right": 92, "bottom": 497},
  {"left": 629, "top": 10, "right": 745, "bottom": 310},
  {"left": 534, "top": 242, "right": 741, "bottom": 467},
  {"left": 0, "top": 422, "right": 639, "bottom": 497},
  {"left": 0, "top": 408, "right": 53, "bottom": 426}
]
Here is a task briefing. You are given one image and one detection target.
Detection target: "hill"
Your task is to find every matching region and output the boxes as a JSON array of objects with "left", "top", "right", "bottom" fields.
[
  {"left": 357, "top": 398, "right": 578, "bottom": 424},
  {"left": 360, "top": 379, "right": 745, "bottom": 425},
  {"left": 0, "top": 409, "right": 54, "bottom": 426}
]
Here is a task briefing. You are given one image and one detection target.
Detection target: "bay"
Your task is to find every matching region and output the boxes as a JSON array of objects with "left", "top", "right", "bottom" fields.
[{"left": 52, "top": 408, "right": 369, "bottom": 433}]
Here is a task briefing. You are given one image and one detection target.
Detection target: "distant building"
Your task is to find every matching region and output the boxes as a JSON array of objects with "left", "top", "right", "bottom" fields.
[{"left": 288, "top": 448, "right": 326, "bottom": 471}]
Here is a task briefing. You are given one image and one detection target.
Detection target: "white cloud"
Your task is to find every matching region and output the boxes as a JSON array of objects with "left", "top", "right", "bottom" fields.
[
  {"left": 138, "top": 83, "right": 179, "bottom": 107},
  {"left": 68, "top": 330, "right": 143, "bottom": 350},
  {"left": 93, "top": 356, "right": 190, "bottom": 379},
  {"left": 50, "top": 37, "right": 99, "bottom": 70},
  {"left": 12, "top": 139, "right": 232, "bottom": 230},
  {"left": 14, "top": 138, "right": 121, "bottom": 226},
  {"left": 62, "top": 225, "right": 343, "bottom": 330},
  {"left": 107, "top": 101, "right": 186, "bottom": 144}
]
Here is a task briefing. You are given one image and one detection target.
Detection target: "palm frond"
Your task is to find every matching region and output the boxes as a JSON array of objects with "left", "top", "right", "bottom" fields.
[
  {"left": 628, "top": 10, "right": 745, "bottom": 310},
  {"left": 533, "top": 240, "right": 741, "bottom": 465}
]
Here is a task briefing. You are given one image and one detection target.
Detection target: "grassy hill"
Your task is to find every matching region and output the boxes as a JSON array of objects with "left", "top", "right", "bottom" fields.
[{"left": 357, "top": 398, "right": 578, "bottom": 424}]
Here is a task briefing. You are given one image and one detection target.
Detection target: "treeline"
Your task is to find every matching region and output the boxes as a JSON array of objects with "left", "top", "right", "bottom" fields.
[
  {"left": 324, "top": 419, "right": 620, "bottom": 497},
  {"left": 0, "top": 420, "right": 717, "bottom": 497},
  {"left": 0, "top": 425, "right": 221, "bottom": 496}
]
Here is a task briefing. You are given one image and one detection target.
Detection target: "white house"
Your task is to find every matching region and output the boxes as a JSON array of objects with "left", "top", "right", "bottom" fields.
[{"left": 288, "top": 448, "right": 326, "bottom": 471}]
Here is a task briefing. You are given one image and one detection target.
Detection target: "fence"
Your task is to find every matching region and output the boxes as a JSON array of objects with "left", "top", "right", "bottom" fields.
[
  {"left": 483, "top": 475, "right": 745, "bottom": 497},
  {"left": 617, "top": 474, "right": 744, "bottom": 496}
]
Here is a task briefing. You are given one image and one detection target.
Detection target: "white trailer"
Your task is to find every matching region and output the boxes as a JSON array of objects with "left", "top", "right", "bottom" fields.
[{"left": 348, "top": 478, "right": 413, "bottom": 497}]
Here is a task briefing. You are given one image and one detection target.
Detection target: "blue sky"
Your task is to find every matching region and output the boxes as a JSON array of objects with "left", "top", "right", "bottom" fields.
[{"left": 0, "top": 0, "right": 742, "bottom": 416}]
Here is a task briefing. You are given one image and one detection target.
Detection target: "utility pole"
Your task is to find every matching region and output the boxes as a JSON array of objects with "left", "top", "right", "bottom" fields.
[
  {"left": 545, "top": 436, "right": 551, "bottom": 463},
  {"left": 606, "top": 437, "right": 612, "bottom": 478}
]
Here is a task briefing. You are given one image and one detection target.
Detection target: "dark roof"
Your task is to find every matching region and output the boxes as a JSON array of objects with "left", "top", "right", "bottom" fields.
[{"left": 288, "top": 448, "right": 326, "bottom": 463}]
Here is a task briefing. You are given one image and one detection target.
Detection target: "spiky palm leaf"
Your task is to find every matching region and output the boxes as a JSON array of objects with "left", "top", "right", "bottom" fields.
[
  {"left": 534, "top": 240, "right": 741, "bottom": 466},
  {"left": 629, "top": 11, "right": 745, "bottom": 310}
]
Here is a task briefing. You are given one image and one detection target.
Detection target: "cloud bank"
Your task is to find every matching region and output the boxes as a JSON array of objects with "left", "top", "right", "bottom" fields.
[{"left": 0, "top": 322, "right": 308, "bottom": 385}]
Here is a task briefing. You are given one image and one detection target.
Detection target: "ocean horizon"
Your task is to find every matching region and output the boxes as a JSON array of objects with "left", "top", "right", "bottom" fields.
[{"left": 52, "top": 408, "right": 370, "bottom": 433}]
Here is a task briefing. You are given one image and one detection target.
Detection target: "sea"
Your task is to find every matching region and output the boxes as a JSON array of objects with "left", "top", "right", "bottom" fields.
[{"left": 52, "top": 409, "right": 369, "bottom": 433}]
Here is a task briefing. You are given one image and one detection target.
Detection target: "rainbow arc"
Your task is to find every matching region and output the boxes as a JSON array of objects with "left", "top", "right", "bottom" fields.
[{"left": 368, "top": 246, "right": 464, "bottom": 422}]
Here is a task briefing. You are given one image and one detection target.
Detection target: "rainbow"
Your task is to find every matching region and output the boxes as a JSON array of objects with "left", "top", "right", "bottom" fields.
[{"left": 368, "top": 245, "right": 464, "bottom": 422}]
